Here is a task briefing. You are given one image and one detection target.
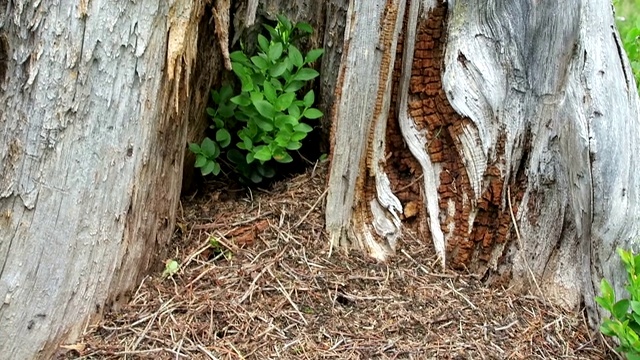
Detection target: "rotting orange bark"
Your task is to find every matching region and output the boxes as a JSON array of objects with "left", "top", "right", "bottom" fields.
[
  {"left": 401, "top": 1, "right": 524, "bottom": 271},
  {"left": 328, "top": 0, "right": 526, "bottom": 267},
  {"left": 384, "top": 3, "right": 424, "bottom": 230}
]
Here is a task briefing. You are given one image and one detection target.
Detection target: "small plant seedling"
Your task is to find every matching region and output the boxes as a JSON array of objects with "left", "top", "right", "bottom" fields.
[
  {"left": 208, "top": 236, "right": 232, "bottom": 260},
  {"left": 596, "top": 248, "right": 640, "bottom": 359},
  {"left": 162, "top": 259, "right": 180, "bottom": 279}
]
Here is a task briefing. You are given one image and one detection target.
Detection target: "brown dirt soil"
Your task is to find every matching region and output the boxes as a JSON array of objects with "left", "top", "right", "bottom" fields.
[{"left": 64, "top": 163, "right": 616, "bottom": 359}]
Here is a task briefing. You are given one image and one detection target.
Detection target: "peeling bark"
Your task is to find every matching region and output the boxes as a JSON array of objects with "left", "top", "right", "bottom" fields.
[
  {"left": 325, "top": 0, "right": 640, "bottom": 326},
  {"left": 0, "top": 0, "right": 211, "bottom": 358},
  {"left": 0, "top": 0, "right": 345, "bottom": 356}
]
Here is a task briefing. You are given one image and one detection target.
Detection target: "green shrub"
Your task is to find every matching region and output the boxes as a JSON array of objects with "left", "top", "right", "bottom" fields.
[
  {"left": 596, "top": 248, "right": 640, "bottom": 359},
  {"left": 190, "top": 15, "right": 324, "bottom": 183},
  {"left": 615, "top": 0, "right": 640, "bottom": 90}
]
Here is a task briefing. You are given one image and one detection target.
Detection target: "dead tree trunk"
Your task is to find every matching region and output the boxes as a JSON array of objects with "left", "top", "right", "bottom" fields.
[
  {"left": 326, "top": 0, "right": 640, "bottom": 324},
  {"left": 0, "top": 0, "right": 344, "bottom": 357},
  {"left": 0, "top": 1, "right": 217, "bottom": 358}
]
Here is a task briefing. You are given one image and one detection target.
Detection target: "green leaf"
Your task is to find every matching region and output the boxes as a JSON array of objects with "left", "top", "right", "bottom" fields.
[
  {"left": 218, "top": 103, "right": 236, "bottom": 118},
  {"left": 294, "top": 68, "right": 319, "bottom": 81},
  {"left": 216, "top": 128, "right": 231, "bottom": 148},
  {"left": 286, "top": 141, "right": 302, "bottom": 150},
  {"left": 188, "top": 142, "right": 201, "bottom": 154},
  {"left": 631, "top": 301, "right": 640, "bottom": 315},
  {"left": 275, "top": 133, "right": 290, "bottom": 147},
  {"left": 253, "top": 100, "right": 276, "bottom": 119},
  {"left": 201, "top": 137, "right": 220, "bottom": 158},
  {"left": 288, "top": 104, "right": 301, "bottom": 118},
  {"left": 627, "top": 352, "right": 640, "bottom": 360},
  {"left": 246, "top": 152, "right": 255, "bottom": 164},
  {"left": 303, "top": 90, "right": 315, "bottom": 107},
  {"left": 273, "top": 149, "right": 293, "bottom": 163},
  {"left": 303, "top": 108, "right": 323, "bottom": 119},
  {"left": 289, "top": 45, "right": 304, "bottom": 68},
  {"left": 230, "top": 51, "right": 249, "bottom": 64},
  {"left": 277, "top": 14, "right": 293, "bottom": 32},
  {"left": 211, "top": 162, "right": 221, "bottom": 176},
  {"left": 253, "top": 145, "right": 272, "bottom": 161},
  {"left": 206, "top": 107, "right": 216, "bottom": 117},
  {"left": 268, "top": 42, "right": 284, "bottom": 62},
  {"left": 263, "top": 80, "right": 277, "bottom": 103},
  {"left": 213, "top": 118, "right": 224, "bottom": 128},
  {"left": 269, "top": 61, "right": 288, "bottom": 77},
  {"left": 614, "top": 299, "right": 631, "bottom": 320},
  {"left": 275, "top": 114, "right": 297, "bottom": 129},
  {"left": 231, "top": 94, "right": 251, "bottom": 107},
  {"left": 630, "top": 315, "right": 640, "bottom": 334},
  {"left": 233, "top": 64, "right": 254, "bottom": 92},
  {"left": 250, "top": 171, "right": 263, "bottom": 183},
  {"left": 257, "top": 165, "right": 276, "bottom": 178},
  {"left": 239, "top": 134, "right": 253, "bottom": 150},
  {"left": 264, "top": 24, "right": 279, "bottom": 41},
  {"left": 284, "top": 80, "right": 304, "bottom": 93},
  {"left": 600, "top": 320, "right": 618, "bottom": 337},
  {"left": 620, "top": 248, "right": 635, "bottom": 269},
  {"left": 599, "top": 279, "right": 616, "bottom": 311},
  {"left": 194, "top": 154, "right": 207, "bottom": 167},
  {"left": 254, "top": 117, "right": 274, "bottom": 131},
  {"left": 295, "top": 22, "right": 313, "bottom": 34},
  {"left": 258, "top": 34, "right": 270, "bottom": 53},
  {"left": 305, "top": 48, "right": 324, "bottom": 63},
  {"left": 219, "top": 85, "right": 234, "bottom": 103},
  {"left": 250, "top": 91, "right": 264, "bottom": 103},
  {"left": 227, "top": 149, "right": 244, "bottom": 164},
  {"left": 294, "top": 123, "right": 313, "bottom": 133},
  {"left": 162, "top": 260, "right": 180, "bottom": 278},
  {"left": 251, "top": 55, "right": 269, "bottom": 71},
  {"left": 270, "top": 78, "right": 283, "bottom": 91},
  {"left": 201, "top": 160, "right": 216, "bottom": 175},
  {"left": 232, "top": 62, "right": 248, "bottom": 78},
  {"left": 276, "top": 92, "right": 296, "bottom": 111},
  {"left": 290, "top": 131, "right": 307, "bottom": 141},
  {"left": 211, "top": 90, "right": 220, "bottom": 104},
  {"left": 240, "top": 76, "right": 254, "bottom": 92}
]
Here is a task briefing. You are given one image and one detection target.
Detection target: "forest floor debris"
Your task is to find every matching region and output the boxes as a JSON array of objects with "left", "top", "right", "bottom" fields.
[{"left": 68, "top": 162, "right": 615, "bottom": 359}]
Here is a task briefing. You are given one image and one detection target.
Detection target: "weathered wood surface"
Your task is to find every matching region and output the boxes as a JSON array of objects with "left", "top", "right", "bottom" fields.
[
  {"left": 0, "top": 1, "right": 210, "bottom": 357},
  {"left": 443, "top": 0, "right": 640, "bottom": 321},
  {"left": 0, "top": 0, "right": 346, "bottom": 357},
  {"left": 325, "top": 0, "right": 407, "bottom": 259},
  {"left": 325, "top": 0, "right": 640, "bottom": 326}
]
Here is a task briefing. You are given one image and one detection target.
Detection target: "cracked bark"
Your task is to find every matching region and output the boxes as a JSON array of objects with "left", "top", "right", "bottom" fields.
[
  {"left": 325, "top": 0, "right": 640, "bottom": 326},
  {"left": 0, "top": 0, "right": 344, "bottom": 357}
]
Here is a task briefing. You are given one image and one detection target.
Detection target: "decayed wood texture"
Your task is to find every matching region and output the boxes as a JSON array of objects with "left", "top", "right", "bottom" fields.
[
  {"left": 443, "top": 0, "right": 640, "bottom": 318},
  {"left": 0, "top": 1, "right": 211, "bottom": 358},
  {"left": 0, "top": 0, "right": 346, "bottom": 356},
  {"left": 326, "top": 0, "right": 640, "bottom": 324},
  {"left": 325, "top": 0, "right": 408, "bottom": 259}
]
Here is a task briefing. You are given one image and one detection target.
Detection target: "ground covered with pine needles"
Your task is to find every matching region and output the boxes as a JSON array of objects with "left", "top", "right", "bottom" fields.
[{"left": 68, "top": 162, "right": 616, "bottom": 359}]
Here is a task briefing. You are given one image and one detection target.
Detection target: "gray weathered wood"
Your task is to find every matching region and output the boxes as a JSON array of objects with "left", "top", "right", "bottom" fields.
[
  {"left": 325, "top": 0, "right": 640, "bottom": 326},
  {"left": 0, "top": 0, "right": 210, "bottom": 357},
  {"left": 0, "top": 0, "right": 346, "bottom": 356},
  {"left": 325, "top": 0, "right": 408, "bottom": 259},
  {"left": 443, "top": 0, "right": 640, "bottom": 322}
]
